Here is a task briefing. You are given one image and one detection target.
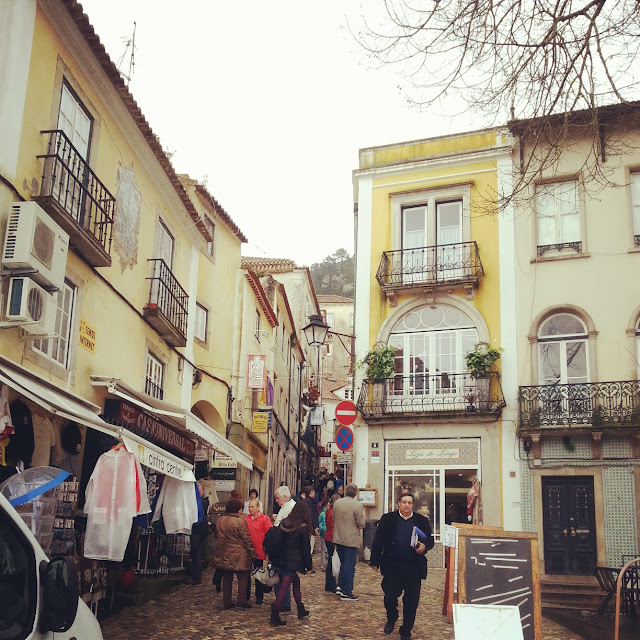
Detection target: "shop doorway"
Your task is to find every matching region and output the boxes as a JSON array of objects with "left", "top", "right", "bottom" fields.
[{"left": 542, "top": 475, "right": 597, "bottom": 575}]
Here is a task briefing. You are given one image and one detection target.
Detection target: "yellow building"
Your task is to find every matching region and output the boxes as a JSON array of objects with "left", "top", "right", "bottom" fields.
[
  {"left": 0, "top": 0, "right": 251, "bottom": 545},
  {"left": 352, "top": 129, "right": 512, "bottom": 566}
]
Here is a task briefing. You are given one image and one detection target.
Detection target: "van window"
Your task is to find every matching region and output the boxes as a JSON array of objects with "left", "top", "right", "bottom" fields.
[{"left": 0, "top": 509, "right": 37, "bottom": 640}]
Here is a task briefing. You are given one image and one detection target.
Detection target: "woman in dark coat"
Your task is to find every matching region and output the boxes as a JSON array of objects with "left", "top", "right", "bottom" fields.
[
  {"left": 211, "top": 498, "right": 256, "bottom": 609},
  {"left": 270, "top": 501, "right": 313, "bottom": 626}
]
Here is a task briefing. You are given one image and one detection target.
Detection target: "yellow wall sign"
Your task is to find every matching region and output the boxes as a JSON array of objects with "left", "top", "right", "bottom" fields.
[
  {"left": 252, "top": 411, "right": 269, "bottom": 433},
  {"left": 79, "top": 319, "right": 96, "bottom": 353}
]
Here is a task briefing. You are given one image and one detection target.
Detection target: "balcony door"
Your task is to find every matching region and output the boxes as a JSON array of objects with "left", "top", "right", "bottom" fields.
[
  {"left": 54, "top": 84, "right": 92, "bottom": 223},
  {"left": 151, "top": 220, "right": 175, "bottom": 316},
  {"left": 401, "top": 205, "right": 428, "bottom": 284},
  {"left": 538, "top": 314, "right": 589, "bottom": 423},
  {"left": 387, "top": 304, "right": 478, "bottom": 410},
  {"left": 436, "top": 200, "right": 463, "bottom": 280}
]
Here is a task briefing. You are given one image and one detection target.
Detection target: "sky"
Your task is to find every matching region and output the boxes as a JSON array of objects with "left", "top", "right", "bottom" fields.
[{"left": 79, "top": 1, "right": 482, "bottom": 267}]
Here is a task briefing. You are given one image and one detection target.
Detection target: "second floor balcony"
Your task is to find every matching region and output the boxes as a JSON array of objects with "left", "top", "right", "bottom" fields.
[
  {"left": 357, "top": 372, "right": 505, "bottom": 419},
  {"left": 35, "top": 129, "right": 115, "bottom": 267},
  {"left": 376, "top": 241, "right": 483, "bottom": 304},
  {"left": 519, "top": 380, "right": 640, "bottom": 431},
  {"left": 143, "top": 259, "right": 188, "bottom": 347}
]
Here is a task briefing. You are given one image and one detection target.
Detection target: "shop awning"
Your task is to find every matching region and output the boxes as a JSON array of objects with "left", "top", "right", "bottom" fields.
[
  {"left": 90, "top": 375, "right": 253, "bottom": 470},
  {"left": 0, "top": 356, "right": 195, "bottom": 482}
]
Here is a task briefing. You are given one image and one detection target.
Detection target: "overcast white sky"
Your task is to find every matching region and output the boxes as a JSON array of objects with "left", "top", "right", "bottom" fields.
[{"left": 79, "top": 1, "right": 482, "bottom": 266}]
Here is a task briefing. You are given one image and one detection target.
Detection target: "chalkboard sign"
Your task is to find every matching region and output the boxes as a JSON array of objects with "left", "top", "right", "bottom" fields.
[{"left": 457, "top": 528, "right": 541, "bottom": 640}]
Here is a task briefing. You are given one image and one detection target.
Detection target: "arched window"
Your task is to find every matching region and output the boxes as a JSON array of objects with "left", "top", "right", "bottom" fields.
[
  {"left": 388, "top": 304, "right": 478, "bottom": 399},
  {"left": 538, "top": 313, "right": 588, "bottom": 385}
]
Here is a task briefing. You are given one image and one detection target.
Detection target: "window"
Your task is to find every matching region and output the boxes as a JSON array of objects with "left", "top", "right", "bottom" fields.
[
  {"left": 145, "top": 351, "right": 164, "bottom": 400},
  {"left": 636, "top": 319, "right": 640, "bottom": 378},
  {"left": 387, "top": 304, "right": 478, "bottom": 403},
  {"left": 154, "top": 219, "right": 174, "bottom": 268},
  {"left": 255, "top": 309, "right": 261, "bottom": 341},
  {"left": 194, "top": 303, "right": 208, "bottom": 342},
  {"left": 325, "top": 342, "right": 333, "bottom": 357},
  {"left": 58, "top": 82, "right": 91, "bottom": 158},
  {"left": 536, "top": 181, "right": 581, "bottom": 254},
  {"left": 32, "top": 282, "right": 75, "bottom": 368},
  {"left": 631, "top": 173, "right": 640, "bottom": 246},
  {"left": 537, "top": 313, "right": 589, "bottom": 385},
  {"left": 326, "top": 312, "right": 334, "bottom": 327},
  {"left": 344, "top": 387, "right": 353, "bottom": 400},
  {"left": 204, "top": 216, "right": 215, "bottom": 257}
]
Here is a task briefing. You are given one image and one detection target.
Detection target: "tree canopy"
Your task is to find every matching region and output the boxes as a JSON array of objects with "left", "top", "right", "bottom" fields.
[{"left": 310, "top": 249, "right": 354, "bottom": 297}]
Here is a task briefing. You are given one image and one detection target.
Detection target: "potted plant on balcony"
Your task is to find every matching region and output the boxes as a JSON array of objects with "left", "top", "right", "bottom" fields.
[
  {"left": 359, "top": 342, "right": 395, "bottom": 415},
  {"left": 465, "top": 341, "right": 503, "bottom": 411}
]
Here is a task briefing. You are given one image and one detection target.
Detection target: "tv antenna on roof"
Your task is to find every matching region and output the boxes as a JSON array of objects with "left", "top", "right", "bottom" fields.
[{"left": 117, "top": 22, "right": 136, "bottom": 86}]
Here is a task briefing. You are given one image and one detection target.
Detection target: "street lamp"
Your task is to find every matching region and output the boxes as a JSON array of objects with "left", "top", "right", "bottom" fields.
[{"left": 302, "top": 314, "right": 329, "bottom": 347}]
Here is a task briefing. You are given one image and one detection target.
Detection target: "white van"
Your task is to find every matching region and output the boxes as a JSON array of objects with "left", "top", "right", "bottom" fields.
[{"left": 0, "top": 492, "right": 103, "bottom": 640}]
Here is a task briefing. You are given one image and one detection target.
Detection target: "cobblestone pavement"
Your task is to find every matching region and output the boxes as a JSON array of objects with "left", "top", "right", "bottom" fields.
[{"left": 100, "top": 557, "right": 584, "bottom": 640}]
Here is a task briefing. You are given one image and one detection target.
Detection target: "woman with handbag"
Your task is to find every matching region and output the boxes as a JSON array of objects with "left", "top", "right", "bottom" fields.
[
  {"left": 245, "top": 498, "right": 272, "bottom": 604},
  {"left": 212, "top": 498, "right": 256, "bottom": 609},
  {"left": 269, "top": 501, "right": 313, "bottom": 626}
]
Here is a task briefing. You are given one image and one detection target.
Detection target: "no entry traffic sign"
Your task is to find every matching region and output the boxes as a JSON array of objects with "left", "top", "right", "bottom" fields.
[
  {"left": 335, "top": 425, "right": 354, "bottom": 452},
  {"left": 335, "top": 400, "right": 357, "bottom": 426}
]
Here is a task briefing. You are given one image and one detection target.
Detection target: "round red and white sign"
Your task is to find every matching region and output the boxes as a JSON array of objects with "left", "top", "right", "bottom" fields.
[{"left": 335, "top": 400, "right": 357, "bottom": 426}]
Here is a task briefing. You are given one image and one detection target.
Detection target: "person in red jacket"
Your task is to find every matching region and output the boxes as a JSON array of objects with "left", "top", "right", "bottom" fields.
[{"left": 245, "top": 498, "right": 273, "bottom": 604}]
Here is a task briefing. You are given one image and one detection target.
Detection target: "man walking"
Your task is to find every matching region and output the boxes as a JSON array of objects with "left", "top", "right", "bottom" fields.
[
  {"left": 370, "top": 492, "right": 434, "bottom": 640},
  {"left": 332, "top": 482, "right": 365, "bottom": 601}
]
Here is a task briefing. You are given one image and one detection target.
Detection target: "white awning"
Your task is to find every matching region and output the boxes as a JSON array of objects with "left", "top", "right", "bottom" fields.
[
  {"left": 90, "top": 375, "right": 253, "bottom": 470},
  {"left": 0, "top": 357, "right": 194, "bottom": 481}
]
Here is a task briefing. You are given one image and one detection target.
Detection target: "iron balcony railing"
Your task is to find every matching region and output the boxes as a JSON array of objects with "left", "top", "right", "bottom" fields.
[
  {"left": 146, "top": 259, "right": 189, "bottom": 340},
  {"left": 38, "top": 129, "right": 115, "bottom": 255},
  {"left": 357, "top": 372, "right": 505, "bottom": 417},
  {"left": 144, "top": 378, "right": 164, "bottom": 401},
  {"left": 519, "top": 381, "right": 640, "bottom": 428},
  {"left": 376, "top": 241, "right": 483, "bottom": 288}
]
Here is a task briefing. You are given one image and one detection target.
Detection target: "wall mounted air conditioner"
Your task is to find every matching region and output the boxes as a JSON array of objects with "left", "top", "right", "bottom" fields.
[
  {"left": 2, "top": 201, "right": 69, "bottom": 291},
  {"left": 5, "top": 276, "right": 56, "bottom": 335}
]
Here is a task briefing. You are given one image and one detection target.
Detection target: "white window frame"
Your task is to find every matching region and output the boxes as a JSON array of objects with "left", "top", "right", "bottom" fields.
[
  {"left": 204, "top": 216, "right": 215, "bottom": 258},
  {"left": 145, "top": 351, "right": 164, "bottom": 400},
  {"left": 58, "top": 82, "right": 91, "bottom": 159},
  {"left": 255, "top": 309, "right": 261, "bottom": 342},
  {"left": 344, "top": 387, "right": 353, "bottom": 400},
  {"left": 537, "top": 313, "right": 589, "bottom": 385},
  {"left": 32, "top": 282, "right": 75, "bottom": 368},
  {"left": 535, "top": 180, "right": 582, "bottom": 254},
  {"left": 194, "top": 303, "right": 208, "bottom": 343},
  {"left": 631, "top": 173, "right": 640, "bottom": 245},
  {"left": 391, "top": 185, "right": 471, "bottom": 251},
  {"left": 325, "top": 342, "right": 333, "bottom": 357},
  {"left": 326, "top": 312, "right": 334, "bottom": 327}
]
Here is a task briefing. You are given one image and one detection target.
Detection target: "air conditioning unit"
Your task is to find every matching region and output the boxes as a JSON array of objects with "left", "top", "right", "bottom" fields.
[
  {"left": 5, "top": 277, "right": 56, "bottom": 335},
  {"left": 2, "top": 201, "right": 69, "bottom": 291}
]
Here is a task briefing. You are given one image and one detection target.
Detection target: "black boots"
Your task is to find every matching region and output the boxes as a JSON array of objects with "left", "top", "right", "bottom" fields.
[
  {"left": 270, "top": 606, "right": 286, "bottom": 627},
  {"left": 297, "top": 603, "right": 310, "bottom": 620}
]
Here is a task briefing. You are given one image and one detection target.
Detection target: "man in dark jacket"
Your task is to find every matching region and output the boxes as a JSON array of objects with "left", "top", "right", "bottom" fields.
[
  {"left": 370, "top": 492, "right": 434, "bottom": 640},
  {"left": 302, "top": 485, "right": 319, "bottom": 557}
]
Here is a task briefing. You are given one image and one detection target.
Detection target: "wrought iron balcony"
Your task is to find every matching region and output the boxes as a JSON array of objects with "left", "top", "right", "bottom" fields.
[
  {"left": 35, "top": 129, "right": 115, "bottom": 266},
  {"left": 519, "top": 381, "right": 640, "bottom": 429},
  {"left": 376, "top": 242, "right": 483, "bottom": 302},
  {"left": 143, "top": 259, "right": 188, "bottom": 347},
  {"left": 357, "top": 372, "right": 505, "bottom": 418}
]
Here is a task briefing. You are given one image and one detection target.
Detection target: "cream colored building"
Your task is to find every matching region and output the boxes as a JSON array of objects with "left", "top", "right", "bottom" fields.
[
  {"left": 506, "top": 105, "right": 640, "bottom": 589},
  {"left": 0, "top": 0, "right": 251, "bottom": 495}
]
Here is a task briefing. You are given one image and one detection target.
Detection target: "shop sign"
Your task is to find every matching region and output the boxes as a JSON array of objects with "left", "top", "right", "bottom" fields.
[
  {"left": 122, "top": 434, "right": 195, "bottom": 482},
  {"left": 79, "top": 318, "right": 96, "bottom": 353},
  {"left": 310, "top": 406, "right": 324, "bottom": 426},
  {"left": 212, "top": 451, "right": 237, "bottom": 468},
  {"left": 405, "top": 448, "right": 460, "bottom": 461},
  {"left": 247, "top": 439, "right": 266, "bottom": 469},
  {"left": 252, "top": 410, "right": 270, "bottom": 433},
  {"left": 215, "top": 480, "right": 236, "bottom": 492},
  {"left": 209, "top": 467, "right": 236, "bottom": 480},
  {"left": 104, "top": 399, "right": 196, "bottom": 461},
  {"left": 248, "top": 355, "right": 266, "bottom": 389}
]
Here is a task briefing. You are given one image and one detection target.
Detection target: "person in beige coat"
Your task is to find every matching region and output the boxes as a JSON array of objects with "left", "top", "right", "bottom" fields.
[
  {"left": 332, "top": 483, "right": 365, "bottom": 600},
  {"left": 212, "top": 498, "right": 256, "bottom": 609}
]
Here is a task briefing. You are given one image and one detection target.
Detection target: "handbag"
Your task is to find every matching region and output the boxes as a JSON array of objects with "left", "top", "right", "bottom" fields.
[
  {"left": 331, "top": 548, "right": 341, "bottom": 579},
  {"left": 252, "top": 563, "right": 280, "bottom": 587}
]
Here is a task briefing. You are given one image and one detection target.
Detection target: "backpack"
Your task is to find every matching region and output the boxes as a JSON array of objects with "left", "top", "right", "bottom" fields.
[{"left": 263, "top": 525, "right": 285, "bottom": 560}]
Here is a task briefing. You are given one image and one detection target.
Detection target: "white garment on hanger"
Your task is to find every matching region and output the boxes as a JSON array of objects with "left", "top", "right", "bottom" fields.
[
  {"left": 84, "top": 447, "right": 150, "bottom": 561},
  {"left": 151, "top": 476, "right": 198, "bottom": 534}
]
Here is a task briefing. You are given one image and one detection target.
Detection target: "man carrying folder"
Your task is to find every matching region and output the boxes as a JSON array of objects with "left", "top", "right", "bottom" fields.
[{"left": 370, "top": 492, "right": 434, "bottom": 640}]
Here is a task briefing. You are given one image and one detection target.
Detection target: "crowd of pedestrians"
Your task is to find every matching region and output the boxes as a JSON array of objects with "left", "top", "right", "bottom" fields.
[{"left": 193, "top": 474, "right": 434, "bottom": 640}]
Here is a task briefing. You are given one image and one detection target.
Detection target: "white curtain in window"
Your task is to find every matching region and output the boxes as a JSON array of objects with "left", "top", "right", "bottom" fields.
[{"left": 536, "top": 181, "right": 579, "bottom": 245}]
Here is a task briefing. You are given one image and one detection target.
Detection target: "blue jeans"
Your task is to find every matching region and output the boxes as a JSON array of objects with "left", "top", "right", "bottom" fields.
[{"left": 336, "top": 544, "right": 357, "bottom": 596}]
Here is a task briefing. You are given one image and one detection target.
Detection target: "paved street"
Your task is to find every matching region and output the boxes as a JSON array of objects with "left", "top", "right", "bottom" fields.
[{"left": 101, "top": 561, "right": 583, "bottom": 640}]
